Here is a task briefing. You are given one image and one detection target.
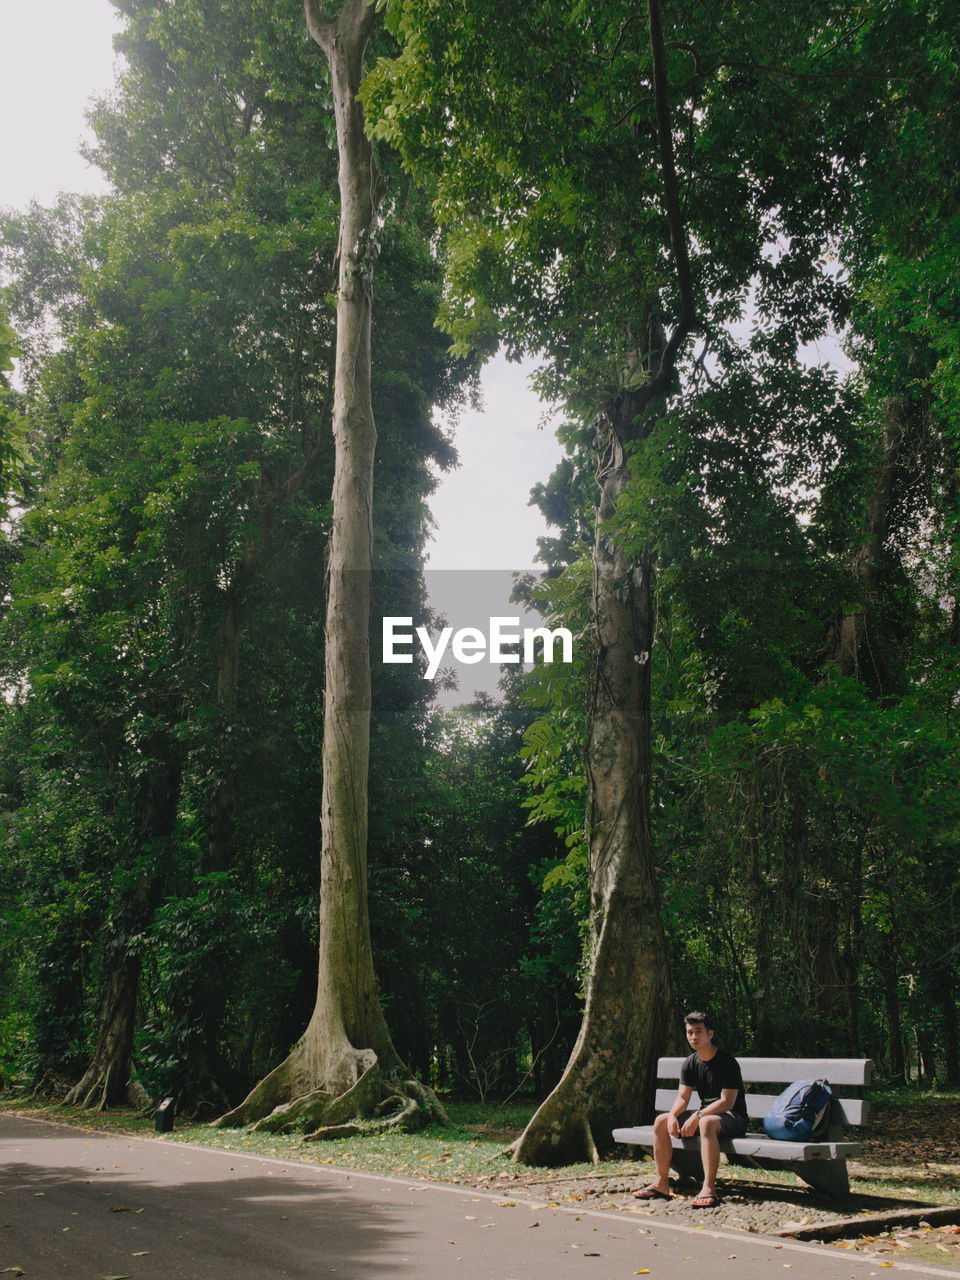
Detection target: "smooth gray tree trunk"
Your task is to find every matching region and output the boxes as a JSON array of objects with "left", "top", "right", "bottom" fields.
[{"left": 217, "top": 0, "right": 441, "bottom": 1134}]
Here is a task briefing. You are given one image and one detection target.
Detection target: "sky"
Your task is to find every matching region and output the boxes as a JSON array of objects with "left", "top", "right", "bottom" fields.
[
  {"left": 1, "top": 0, "right": 567, "bottom": 703},
  {"left": 0, "top": 0, "right": 564, "bottom": 574}
]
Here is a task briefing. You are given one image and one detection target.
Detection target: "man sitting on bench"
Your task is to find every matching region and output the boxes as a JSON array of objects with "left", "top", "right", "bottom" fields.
[{"left": 634, "top": 1009, "right": 748, "bottom": 1209}]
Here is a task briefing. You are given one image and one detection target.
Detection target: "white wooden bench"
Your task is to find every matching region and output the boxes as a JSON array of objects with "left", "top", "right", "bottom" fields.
[{"left": 613, "top": 1056, "right": 873, "bottom": 1198}]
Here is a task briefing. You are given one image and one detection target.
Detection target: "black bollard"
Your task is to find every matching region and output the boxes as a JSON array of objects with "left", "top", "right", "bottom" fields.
[{"left": 154, "top": 1096, "right": 176, "bottom": 1132}]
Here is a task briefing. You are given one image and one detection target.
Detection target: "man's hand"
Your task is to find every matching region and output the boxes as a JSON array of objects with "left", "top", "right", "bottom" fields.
[
  {"left": 667, "top": 1113, "right": 681, "bottom": 1138},
  {"left": 680, "top": 1113, "right": 700, "bottom": 1138}
]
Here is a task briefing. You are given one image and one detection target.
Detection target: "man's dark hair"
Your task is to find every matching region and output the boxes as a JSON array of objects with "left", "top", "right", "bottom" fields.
[{"left": 684, "top": 1009, "right": 715, "bottom": 1031}]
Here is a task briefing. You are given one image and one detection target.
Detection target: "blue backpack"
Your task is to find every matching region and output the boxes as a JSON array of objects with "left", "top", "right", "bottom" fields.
[{"left": 762, "top": 1078, "right": 833, "bottom": 1142}]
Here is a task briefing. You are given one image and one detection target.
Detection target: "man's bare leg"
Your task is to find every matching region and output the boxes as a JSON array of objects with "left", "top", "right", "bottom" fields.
[
  {"left": 634, "top": 1113, "right": 675, "bottom": 1197},
  {"left": 693, "top": 1115, "right": 722, "bottom": 1204}
]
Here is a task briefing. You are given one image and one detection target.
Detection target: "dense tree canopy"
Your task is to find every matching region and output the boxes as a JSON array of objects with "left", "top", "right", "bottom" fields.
[{"left": 0, "top": 0, "right": 958, "bottom": 1147}]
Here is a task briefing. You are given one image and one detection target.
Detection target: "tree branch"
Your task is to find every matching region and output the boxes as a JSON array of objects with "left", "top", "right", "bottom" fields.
[
  {"left": 664, "top": 41, "right": 895, "bottom": 84},
  {"left": 647, "top": 0, "right": 696, "bottom": 387},
  {"left": 305, "top": 0, "right": 377, "bottom": 56},
  {"left": 303, "top": 0, "right": 335, "bottom": 52}
]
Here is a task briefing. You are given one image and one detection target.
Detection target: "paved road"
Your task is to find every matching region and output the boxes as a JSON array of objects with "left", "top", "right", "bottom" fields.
[{"left": 0, "top": 1113, "right": 944, "bottom": 1279}]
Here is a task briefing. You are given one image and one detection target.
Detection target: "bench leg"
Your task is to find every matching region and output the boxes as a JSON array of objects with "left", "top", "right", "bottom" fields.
[
  {"left": 793, "top": 1159, "right": 849, "bottom": 1198},
  {"left": 669, "top": 1148, "right": 704, "bottom": 1183}
]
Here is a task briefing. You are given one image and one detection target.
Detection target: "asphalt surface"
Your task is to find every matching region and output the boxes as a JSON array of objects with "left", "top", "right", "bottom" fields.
[{"left": 1, "top": 1112, "right": 951, "bottom": 1280}]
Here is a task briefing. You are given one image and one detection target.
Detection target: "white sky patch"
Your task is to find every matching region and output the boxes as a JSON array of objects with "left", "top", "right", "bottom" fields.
[
  {"left": 0, "top": 0, "right": 119, "bottom": 209},
  {"left": 427, "top": 352, "right": 564, "bottom": 572},
  {"left": 1, "top": 2, "right": 563, "bottom": 594}
]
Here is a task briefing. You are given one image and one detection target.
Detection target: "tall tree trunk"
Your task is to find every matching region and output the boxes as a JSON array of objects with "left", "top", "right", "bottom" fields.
[
  {"left": 747, "top": 799, "right": 775, "bottom": 1053},
  {"left": 205, "top": 566, "right": 248, "bottom": 874},
  {"left": 936, "top": 967, "right": 960, "bottom": 1087},
  {"left": 64, "top": 757, "right": 181, "bottom": 1110},
  {"left": 512, "top": 0, "right": 691, "bottom": 1164},
  {"left": 832, "top": 398, "right": 908, "bottom": 687},
  {"left": 512, "top": 365, "right": 677, "bottom": 1165},
  {"left": 176, "top": 554, "right": 256, "bottom": 1113},
  {"left": 882, "top": 957, "right": 907, "bottom": 1085},
  {"left": 32, "top": 926, "right": 87, "bottom": 1094},
  {"left": 216, "top": 0, "right": 441, "bottom": 1134}
]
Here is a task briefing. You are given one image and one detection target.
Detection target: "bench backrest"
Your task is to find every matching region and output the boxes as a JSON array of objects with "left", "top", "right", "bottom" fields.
[{"left": 654, "top": 1056, "right": 873, "bottom": 1137}]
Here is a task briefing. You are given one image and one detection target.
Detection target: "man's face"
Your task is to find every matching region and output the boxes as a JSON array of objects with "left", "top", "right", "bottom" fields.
[{"left": 685, "top": 1021, "right": 714, "bottom": 1053}]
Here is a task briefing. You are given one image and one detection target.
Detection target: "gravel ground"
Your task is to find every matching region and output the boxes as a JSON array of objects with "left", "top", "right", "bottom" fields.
[{"left": 475, "top": 1162, "right": 958, "bottom": 1237}]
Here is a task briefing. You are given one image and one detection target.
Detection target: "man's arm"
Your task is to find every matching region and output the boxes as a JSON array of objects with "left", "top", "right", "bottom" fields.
[
  {"left": 666, "top": 1084, "right": 693, "bottom": 1137},
  {"left": 700, "top": 1087, "right": 738, "bottom": 1116},
  {"left": 679, "top": 1088, "right": 737, "bottom": 1136}
]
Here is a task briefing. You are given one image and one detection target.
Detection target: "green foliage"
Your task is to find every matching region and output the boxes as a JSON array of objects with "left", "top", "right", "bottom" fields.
[
  {"left": 2, "top": 0, "right": 960, "bottom": 1110},
  {"left": 0, "top": 0, "right": 469, "bottom": 1108},
  {"left": 367, "top": 0, "right": 960, "bottom": 1081}
]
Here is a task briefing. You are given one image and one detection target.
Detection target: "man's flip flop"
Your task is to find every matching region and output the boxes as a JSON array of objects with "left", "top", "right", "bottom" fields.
[
  {"left": 633, "top": 1186, "right": 673, "bottom": 1200},
  {"left": 691, "top": 1193, "right": 722, "bottom": 1208}
]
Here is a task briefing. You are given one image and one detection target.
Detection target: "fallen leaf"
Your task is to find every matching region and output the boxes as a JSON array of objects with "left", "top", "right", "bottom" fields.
[
  {"left": 108, "top": 1206, "right": 131, "bottom": 1213},
  {"left": 634, "top": 1270, "right": 651, "bottom": 1275}
]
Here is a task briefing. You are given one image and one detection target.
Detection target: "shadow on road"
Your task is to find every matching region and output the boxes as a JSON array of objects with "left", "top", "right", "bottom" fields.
[{"left": 1, "top": 1116, "right": 415, "bottom": 1280}]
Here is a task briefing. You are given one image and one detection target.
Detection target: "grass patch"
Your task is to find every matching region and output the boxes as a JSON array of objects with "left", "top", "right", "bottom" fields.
[
  {"left": 0, "top": 1094, "right": 636, "bottom": 1187},
  {"left": 3, "top": 1088, "right": 958, "bottom": 1210}
]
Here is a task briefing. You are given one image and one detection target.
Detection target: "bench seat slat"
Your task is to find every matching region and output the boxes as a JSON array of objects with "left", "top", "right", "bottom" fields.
[
  {"left": 612, "top": 1126, "right": 862, "bottom": 1163},
  {"left": 653, "top": 1088, "right": 868, "bottom": 1126},
  {"left": 655, "top": 1057, "right": 872, "bottom": 1086}
]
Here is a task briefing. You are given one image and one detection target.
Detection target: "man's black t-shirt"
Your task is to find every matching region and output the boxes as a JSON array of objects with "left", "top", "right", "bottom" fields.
[{"left": 681, "top": 1048, "right": 747, "bottom": 1119}]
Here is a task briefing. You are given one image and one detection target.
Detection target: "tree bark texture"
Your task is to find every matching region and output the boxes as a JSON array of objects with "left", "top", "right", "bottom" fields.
[
  {"left": 832, "top": 398, "right": 910, "bottom": 688},
  {"left": 64, "top": 758, "right": 180, "bottom": 1110},
  {"left": 216, "top": 0, "right": 441, "bottom": 1134},
  {"left": 512, "top": 368, "right": 677, "bottom": 1165},
  {"left": 511, "top": 0, "right": 696, "bottom": 1160}
]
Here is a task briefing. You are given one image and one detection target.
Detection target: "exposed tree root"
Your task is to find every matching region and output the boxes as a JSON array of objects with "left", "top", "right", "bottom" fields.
[
  {"left": 509, "top": 1079, "right": 593, "bottom": 1167},
  {"left": 63, "top": 1062, "right": 149, "bottom": 1113},
  {"left": 582, "top": 1114, "right": 600, "bottom": 1165},
  {"left": 306, "top": 1123, "right": 364, "bottom": 1141},
  {"left": 304, "top": 1091, "right": 428, "bottom": 1142},
  {"left": 214, "top": 1047, "right": 445, "bottom": 1139}
]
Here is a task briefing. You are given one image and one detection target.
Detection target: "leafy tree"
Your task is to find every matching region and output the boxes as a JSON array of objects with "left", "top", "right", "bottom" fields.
[
  {"left": 214, "top": 0, "right": 445, "bottom": 1134},
  {"left": 365, "top": 0, "right": 878, "bottom": 1162},
  {"left": 0, "top": 0, "right": 464, "bottom": 1112}
]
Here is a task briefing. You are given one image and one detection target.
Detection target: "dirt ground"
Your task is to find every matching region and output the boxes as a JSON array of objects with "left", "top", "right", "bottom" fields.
[{"left": 464, "top": 1098, "right": 960, "bottom": 1262}]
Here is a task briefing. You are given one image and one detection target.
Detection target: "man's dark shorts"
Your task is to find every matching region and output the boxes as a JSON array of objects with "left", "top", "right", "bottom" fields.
[{"left": 678, "top": 1110, "right": 747, "bottom": 1138}]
